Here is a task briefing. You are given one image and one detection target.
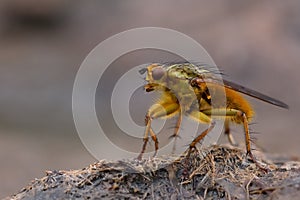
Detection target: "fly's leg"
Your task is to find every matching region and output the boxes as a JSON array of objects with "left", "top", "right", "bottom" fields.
[
  {"left": 240, "top": 112, "right": 267, "bottom": 172},
  {"left": 182, "top": 122, "right": 216, "bottom": 181},
  {"left": 137, "top": 115, "right": 155, "bottom": 160},
  {"left": 172, "top": 110, "right": 182, "bottom": 138},
  {"left": 180, "top": 110, "right": 214, "bottom": 179},
  {"left": 202, "top": 108, "right": 267, "bottom": 171},
  {"left": 189, "top": 121, "right": 216, "bottom": 149},
  {"left": 187, "top": 110, "right": 214, "bottom": 152},
  {"left": 224, "top": 120, "right": 237, "bottom": 146},
  {"left": 170, "top": 110, "right": 182, "bottom": 154},
  {"left": 137, "top": 101, "right": 180, "bottom": 160}
]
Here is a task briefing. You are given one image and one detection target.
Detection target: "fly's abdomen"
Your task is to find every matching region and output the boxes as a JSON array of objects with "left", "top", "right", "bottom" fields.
[{"left": 225, "top": 88, "right": 254, "bottom": 122}]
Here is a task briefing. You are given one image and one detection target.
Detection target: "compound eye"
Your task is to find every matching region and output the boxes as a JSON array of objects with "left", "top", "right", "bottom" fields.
[{"left": 152, "top": 67, "right": 165, "bottom": 80}]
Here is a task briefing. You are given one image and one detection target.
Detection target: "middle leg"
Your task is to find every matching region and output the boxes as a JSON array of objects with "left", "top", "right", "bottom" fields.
[
  {"left": 170, "top": 110, "right": 182, "bottom": 154},
  {"left": 187, "top": 110, "right": 214, "bottom": 150}
]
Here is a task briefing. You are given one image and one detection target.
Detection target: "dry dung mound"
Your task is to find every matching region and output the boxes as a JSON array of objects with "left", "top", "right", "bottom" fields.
[{"left": 6, "top": 145, "right": 300, "bottom": 200}]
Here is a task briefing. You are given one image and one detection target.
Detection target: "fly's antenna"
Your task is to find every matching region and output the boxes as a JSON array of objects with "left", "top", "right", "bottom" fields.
[{"left": 138, "top": 68, "right": 147, "bottom": 75}]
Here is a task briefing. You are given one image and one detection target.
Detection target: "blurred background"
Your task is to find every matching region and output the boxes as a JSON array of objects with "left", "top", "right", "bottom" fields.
[{"left": 0, "top": 0, "right": 300, "bottom": 198}]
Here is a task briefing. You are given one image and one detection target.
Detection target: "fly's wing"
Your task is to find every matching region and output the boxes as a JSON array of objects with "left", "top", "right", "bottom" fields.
[
  {"left": 191, "top": 77, "right": 289, "bottom": 109},
  {"left": 222, "top": 79, "right": 289, "bottom": 109}
]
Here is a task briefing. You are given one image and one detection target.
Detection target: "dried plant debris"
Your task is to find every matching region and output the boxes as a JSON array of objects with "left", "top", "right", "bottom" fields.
[{"left": 6, "top": 145, "right": 300, "bottom": 200}]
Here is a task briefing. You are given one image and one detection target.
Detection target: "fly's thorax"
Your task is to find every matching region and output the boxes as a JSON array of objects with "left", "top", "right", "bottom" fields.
[
  {"left": 166, "top": 63, "right": 211, "bottom": 80},
  {"left": 168, "top": 78, "right": 197, "bottom": 112}
]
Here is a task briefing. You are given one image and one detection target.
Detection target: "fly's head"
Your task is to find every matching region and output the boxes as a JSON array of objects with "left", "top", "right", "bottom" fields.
[{"left": 139, "top": 64, "right": 168, "bottom": 92}]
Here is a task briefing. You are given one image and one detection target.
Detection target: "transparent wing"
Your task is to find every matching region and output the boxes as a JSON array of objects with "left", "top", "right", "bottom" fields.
[
  {"left": 192, "top": 77, "right": 289, "bottom": 109},
  {"left": 222, "top": 80, "right": 288, "bottom": 109}
]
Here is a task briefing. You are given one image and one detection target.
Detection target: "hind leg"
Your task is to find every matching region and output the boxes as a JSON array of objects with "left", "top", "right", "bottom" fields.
[
  {"left": 205, "top": 108, "right": 267, "bottom": 171},
  {"left": 224, "top": 120, "right": 237, "bottom": 146}
]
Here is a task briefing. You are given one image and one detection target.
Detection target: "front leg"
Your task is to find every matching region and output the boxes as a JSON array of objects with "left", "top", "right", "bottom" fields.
[
  {"left": 137, "top": 93, "right": 180, "bottom": 160},
  {"left": 137, "top": 114, "right": 156, "bottom": 160}
]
